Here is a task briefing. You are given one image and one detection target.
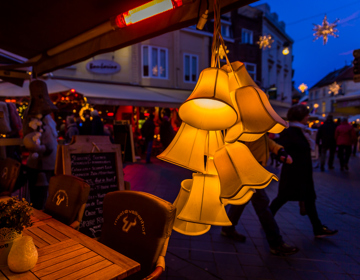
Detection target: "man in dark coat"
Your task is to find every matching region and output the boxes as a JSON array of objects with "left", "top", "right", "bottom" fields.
[
  {"left": 270, "top": 104, "right": 338, "bottom": 238},
  {"left": 316, "top": 115, "right": 336, "bottom": 171}
]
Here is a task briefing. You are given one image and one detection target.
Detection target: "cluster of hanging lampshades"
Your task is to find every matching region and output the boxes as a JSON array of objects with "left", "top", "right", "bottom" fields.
[{"left": 157, "top": 1, "right": 289, "bottom": 236}]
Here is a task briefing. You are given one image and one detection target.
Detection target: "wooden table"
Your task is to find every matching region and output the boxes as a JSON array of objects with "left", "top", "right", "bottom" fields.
[{"left": 0, "top": 209, "right": 140, "bottom": 280}]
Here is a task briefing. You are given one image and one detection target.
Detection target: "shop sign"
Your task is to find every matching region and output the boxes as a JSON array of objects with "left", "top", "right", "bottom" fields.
[{"left": 86, "top": 60, "right": 121, "bottom": 74}]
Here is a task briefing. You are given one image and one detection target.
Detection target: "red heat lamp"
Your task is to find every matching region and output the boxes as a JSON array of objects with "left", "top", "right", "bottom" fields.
[
  {"left": 114, "top": 0, "right": 182, "bottom": 28},
  {"left": 70, "top": 89, "right": 76, "bottom": 93},
  {"left": 107, "top": 112, "right": 114, "bottom": 117}
]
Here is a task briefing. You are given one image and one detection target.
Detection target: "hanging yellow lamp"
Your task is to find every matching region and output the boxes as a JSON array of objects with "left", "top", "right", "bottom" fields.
[
  {"left": 177, "top": 173, "right": 231, "bottom": 226},
  {"left": 221, "top": 61, "right": 258, "bottom": 92},
  {"left": 157, "top": 122, "right": 224, "bottom": 173},
  {"left": 173, "top": 179, "right": 211, "bottom": 236},
  {"left": 213, "top": 141, "right": 278, "bottom": 200},
  {"left": 225, "top": 86, "right": 288, "bottom": 143},
  {"left": 178, "top": 68, "right": 238, "bottom": 130},
  {"left": 222, "top": 188, "right": 256, "bottom": 206}
]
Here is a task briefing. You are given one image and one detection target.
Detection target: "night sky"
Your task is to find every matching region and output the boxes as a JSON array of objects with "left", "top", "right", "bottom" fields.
[{"left": 250, "top": 0, "right": 360, "bottom": 90}]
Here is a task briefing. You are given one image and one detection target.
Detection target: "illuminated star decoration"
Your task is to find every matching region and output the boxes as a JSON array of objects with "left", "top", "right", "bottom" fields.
[
  {"left": 313, "top": 15, "right": 339, "bottom": 45},
  {"left": 328, "top": 81, "right": 341, "bottom": 95},
  {"left": 298, "top": 83, "right": 308, "bottom": 93},
  {"left": 257, "top": 35, "right": 274, "bottom": 50},
  {"left": 217, "top": 45, "right": 229, "bottom": 59}
]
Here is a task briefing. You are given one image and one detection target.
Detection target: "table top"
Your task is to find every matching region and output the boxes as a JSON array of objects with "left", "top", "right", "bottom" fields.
[{"left": 0, "top": 209, "right": 140, "bottom": 280}]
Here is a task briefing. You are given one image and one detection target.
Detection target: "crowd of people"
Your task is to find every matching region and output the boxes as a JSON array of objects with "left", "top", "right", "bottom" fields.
[{"left": 221, "top": 104, "right": 360, "bottom": 256}]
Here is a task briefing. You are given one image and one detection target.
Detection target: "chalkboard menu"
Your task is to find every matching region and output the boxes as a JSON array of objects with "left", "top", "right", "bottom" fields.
[
  {"left": 57, "top": 136, "right": 125, "bottom": 239},
  {"left": 71, "top": 152, "right": 118, "bottom": 237}
]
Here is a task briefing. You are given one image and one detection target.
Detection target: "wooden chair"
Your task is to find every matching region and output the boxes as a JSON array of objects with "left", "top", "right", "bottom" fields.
[
  {"left": 44, "top": 174, "right": 90, "bottom": 230},
  {"left": 100, "top": 190, "right": 176, "bottom": 280}
]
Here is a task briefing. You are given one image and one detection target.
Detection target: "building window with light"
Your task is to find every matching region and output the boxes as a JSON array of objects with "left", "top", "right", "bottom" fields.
[
  {"left": 244, "top": 62, "right": 256, "bottom": 81},
  {"left": 184, "top": 54, "right": 198, "bottom": 83},
  {"left": 142, "top": 45, "right": 168, "bottom": 78},
  {"left": 322, "top": 101, "right": 326, "bottom": 113},
  {"left": 241, "top": 28, "right": 253, "bottom": 44}
]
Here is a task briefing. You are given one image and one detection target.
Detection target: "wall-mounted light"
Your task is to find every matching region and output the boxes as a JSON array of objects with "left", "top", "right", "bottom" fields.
[{"left": 282, "top": 42, "right": 290, "bottom": 55}]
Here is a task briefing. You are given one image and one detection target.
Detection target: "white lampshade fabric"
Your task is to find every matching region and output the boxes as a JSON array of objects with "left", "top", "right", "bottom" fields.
[
  {"left": 225, "top": 86, "right": 288, "bottom": 143},
  {"left": 177, "top": 173, "right": 231, "bottom": 226},
  {"left": 214, "top": 142, "right": 278, "bottom": 199},
  {"left": 172, "top": 179, "right": 211, "bottom": 236},
  {"left": 157, "top": 123, "right": 224, "bottom": 173},
  {"left": 179, "top": 68, "right": 238, "bottom": 131}
]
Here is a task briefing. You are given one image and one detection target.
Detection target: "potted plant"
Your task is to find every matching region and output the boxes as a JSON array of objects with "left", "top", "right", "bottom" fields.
[{"left": 0, "top": 196, "right": 33, "bottom": 265}]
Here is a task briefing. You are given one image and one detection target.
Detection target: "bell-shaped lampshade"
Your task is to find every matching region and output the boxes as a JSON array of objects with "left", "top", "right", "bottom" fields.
[
  {"left": 213, "top": 142, "right": 278, "bottom": 199},
  {"left": 221, "top": 61, "right": 258, "bottom": 92},
  {"left": 225, "top": 86, "right": 288, "bottom": 143},
  {"left": 157, "top": 123, "right": 224, "bottom": 173},
  {"left": 173, "top": 179, "right": 211, "bottom": 236},
  {"left": 177, "top": 173, "right": 231, "bottom": 226},
  {"left": 222, "top": 188, "right": 256, "bottom": 206},
  {"left": 179, "top": 68, "right": 238, "bottom": 130}
]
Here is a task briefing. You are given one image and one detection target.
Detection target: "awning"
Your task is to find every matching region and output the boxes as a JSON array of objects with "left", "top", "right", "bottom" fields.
[
  {"left": 53, "top": 79, "right": 191, "bottom": 107},
  {"left": 269, "top": 99, "right": 291, "bottom": 119},
  {"left": 0, "top": 0, "right": 254, "bottom": 76},
  {"left": 334, "top": 90, "right": 360, "bottom": 115}
]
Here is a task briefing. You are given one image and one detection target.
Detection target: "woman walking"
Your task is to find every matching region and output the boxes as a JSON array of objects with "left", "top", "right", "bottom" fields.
[{"left": 269, "top": 104, "right": 338, "bottom": 238}]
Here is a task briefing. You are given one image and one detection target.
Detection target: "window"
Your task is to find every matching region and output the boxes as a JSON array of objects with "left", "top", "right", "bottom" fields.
[
  {"left": 315, "top": 90, "right": 319, "bottom": 99},
  {"left": 221, "top": 25, "right": 230, "bottom": 38},
  {"left": 183, "top": 54, "right": 198, "bottom": 83},
  {"left": 309, "top": 92, "right": 313, "bottom": 100},
  {"left": 322, "top": 101, "right": 326, "bottom": 113},
  {"left": 142, "top": 45, "right": 168, "bottom": 78},
  {"left": 244, "top": 62, "right": 256, "bottom": 81},
  {"left": 323, "top": 88, "right": 326, "bottom": 97},
  {"left": 241, "top": 28, "right": 253, "bottom": 44}
]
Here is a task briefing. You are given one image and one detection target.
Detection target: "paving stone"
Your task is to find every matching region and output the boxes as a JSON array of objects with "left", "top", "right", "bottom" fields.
[{"left": 242, "top": 265, "right": 273, "bottom": 278}]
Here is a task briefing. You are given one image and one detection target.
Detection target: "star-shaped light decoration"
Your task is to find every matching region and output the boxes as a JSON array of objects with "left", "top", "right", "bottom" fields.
[
  {"left": 313, "top": 15, "right": 339, "bottom": 45},
  {"left": 257, "top": 35, "right": 274, "bottom": 50},
  {"left": 328, "top": 81, "right": 341, "bottom": 95},
  {"left": 217, "top": 45, "right": 229, "bottom": 59},
  {"left": 298, "top": 83, "right": 308, "bottom": 93}
]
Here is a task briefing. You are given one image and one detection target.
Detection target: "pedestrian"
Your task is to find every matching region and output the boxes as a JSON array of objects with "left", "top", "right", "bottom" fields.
[
  {"left": 221, "top": 134, "right": 299, "bottom": 256},
  {"left": 159, "top": 108, "right": 174, "bottom": 151},
  {"left": 65, "top": 116, "right": 79, "bottom": 143},
  {"left": 91, "top": 110, "right": 104, "bottom": 135},
  {"left": 352, "top": 123, "right": 359, "bottom": 156},
  {"left": 316, "top": 115, "right": 337, "bottom": 171},
  {"left": 335, "top": 117, "right": 357, "bottom": 171},
  {"left": 269, "top": 104, "right": 338, "bottom": 238},
  {"left": 81, "top": 114, "right": 92, "bottom": 135},
  {"left": 141, "top": 112, "right": 155, "bottom": 164}
]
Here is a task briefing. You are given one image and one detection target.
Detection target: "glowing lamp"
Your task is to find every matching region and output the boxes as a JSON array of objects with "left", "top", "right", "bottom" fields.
[
  {"left": 177, "top": 174, "right": 231, "bottom": 226},
  {"left": 225, "top": 86, "right": 288, "bottom": 143},
  {"left": 114, "top": 0, "right": 180, "bottom": 28},
  {"left": 107, "top": 112, "right": 114, "bottom": 117},
  {"left": 157, "top": 122, "right": 224, "bottom": 173},
  {"left": 221, "top": 61, "right": 258, "bottom": 92},
  {"left": 179, "top": 68, "right": 238, "bottom": 130},
  {"left": 214, "top": 142, "right": 278, "bottom": 200},
  {"left": 172, "top": 179, "right": 211, "bottom": 236},
  {"left": 282, "top": 47, "right": 289, "bottom": 55},
  {"left": 70, "top": 89, "right": 76, "bottom": 93}
]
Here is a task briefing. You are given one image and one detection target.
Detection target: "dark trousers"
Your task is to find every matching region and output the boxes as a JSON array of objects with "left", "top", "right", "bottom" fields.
[
  {"left": 337, "top": 145, "right": 352, "bottom": 167},
  {"left": 270, "top": 196, "right": 323, "bottom": 233},
  {"left": 145, "top": 140, "right": 153, "bottom": 163},
  {"left": 224, "top": 189, "right": 283, "bottom": 247},
  {"left": 320, "top": 146, "right": 335, "bottom": 168}
]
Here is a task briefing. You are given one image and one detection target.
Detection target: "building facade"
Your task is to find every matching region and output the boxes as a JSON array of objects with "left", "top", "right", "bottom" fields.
[{"left": 308, "top": 65, "right": 360, "bottom": 116}]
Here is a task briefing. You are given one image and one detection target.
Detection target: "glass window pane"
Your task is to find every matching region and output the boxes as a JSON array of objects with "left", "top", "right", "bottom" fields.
[
  {"left": 152, "top": 48, "right": 158, "bottom": 77},
  {"left": 191, "top": 56, "right": 197, "bottom": 82},
  {"left": 184, "top": 55, "right": 190, "bottom": 81},
  {"left": 160, "top": 49, "right": 166, "bottom": 77},
  {"left": 143, "top": 46, "right": 149, "bottom": 76}
]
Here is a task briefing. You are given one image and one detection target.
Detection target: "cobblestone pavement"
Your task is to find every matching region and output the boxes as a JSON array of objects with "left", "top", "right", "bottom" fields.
[{"left": 124, "top": 153, "right": 360, "bottom": 280}]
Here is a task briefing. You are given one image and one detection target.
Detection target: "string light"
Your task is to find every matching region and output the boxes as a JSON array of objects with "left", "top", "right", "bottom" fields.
[
  {"left": 257, "top": 35, "right": 274, "bottom": 50},
  {"left": 313, "top": 15, "right": 339, "bottom": 45}
]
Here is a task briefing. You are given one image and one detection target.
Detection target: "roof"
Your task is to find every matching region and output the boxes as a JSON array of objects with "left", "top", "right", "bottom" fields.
[
  {"left": 310, "top": 65, "right": 354, "bottom": 89},
  {"left": 0, "top": 0, "right": 254, "bottom": 77}
]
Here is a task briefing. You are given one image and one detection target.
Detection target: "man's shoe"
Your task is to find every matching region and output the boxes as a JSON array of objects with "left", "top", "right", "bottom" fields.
[
  {"left": 270, "top": 243, "right": 299, "bottom": 256},
  {"left": 221, "top": 230, "right": 246, "bottom": 242},
  {"left": 314, "top": 225, "right": 338, "bottom": 238}
]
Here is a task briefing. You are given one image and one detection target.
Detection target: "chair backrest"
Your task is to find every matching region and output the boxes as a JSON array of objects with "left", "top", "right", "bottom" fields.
[
  {"left": 0, "top": 158, "right": 21, "bottom": 196},
  {"left": 44, "top": 174, "right": 90, "bottom": 226},
  {"left": 100, "top": 190, "right": 176, "bottom": 279}
]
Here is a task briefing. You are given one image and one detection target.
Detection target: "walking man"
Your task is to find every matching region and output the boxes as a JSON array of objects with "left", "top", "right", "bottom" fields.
[
  {"left": 316, "top": 115, "right": 337, "bottom": 171},
  {"left": 335, "top": 118, "right": 357, "bottom": 171}
]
